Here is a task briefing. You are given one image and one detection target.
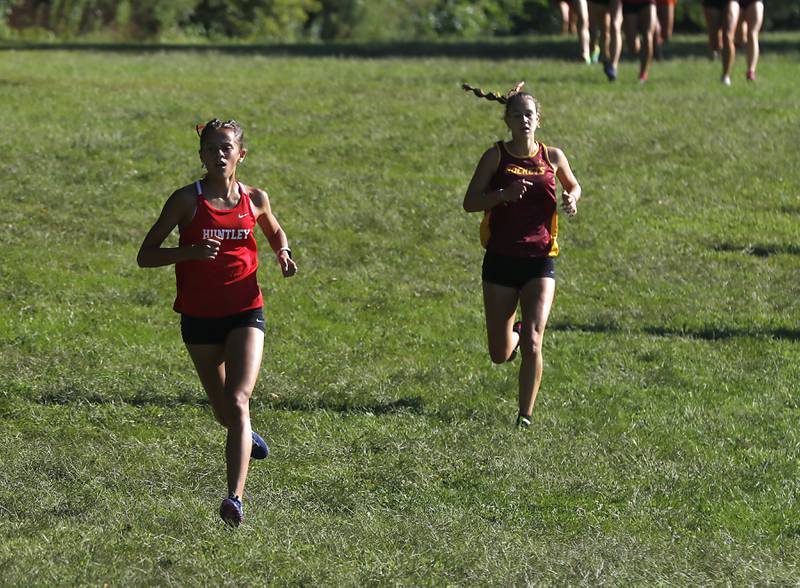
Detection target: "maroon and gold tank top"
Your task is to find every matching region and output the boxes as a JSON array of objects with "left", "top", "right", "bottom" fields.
[
  {"left": 174, "top": 181, "right": 263, "bottom": 318},
  {"left": 480, "top": 141, "right": 559, "bottom": 258}
]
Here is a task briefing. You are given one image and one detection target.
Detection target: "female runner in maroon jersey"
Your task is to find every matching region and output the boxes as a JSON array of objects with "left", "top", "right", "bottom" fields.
[
  {"left": 137, "top": 119, "right": 297, "bottom": 527},
  {"left": 462, "top": 83, "right": 582, "bottom": 428}
]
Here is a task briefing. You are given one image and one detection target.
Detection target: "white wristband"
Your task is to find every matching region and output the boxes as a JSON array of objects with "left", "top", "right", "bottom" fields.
[{"left": 277, "top": 246, "right": 292, "bottom": 258}]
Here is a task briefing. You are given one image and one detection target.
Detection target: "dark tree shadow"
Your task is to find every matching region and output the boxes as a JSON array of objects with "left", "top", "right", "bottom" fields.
[
  {"left": 2, "top": 36, "right": 797, "bottom": 60},
  {"left": 1, "top": 39, "right": 572, "bottom": 59}
]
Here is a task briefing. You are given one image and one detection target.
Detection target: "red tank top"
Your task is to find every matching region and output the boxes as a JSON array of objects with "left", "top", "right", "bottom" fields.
[
  {"left": 173, "top": 181, "right": 263, "bottom": 317},
  {"left": 481, "top": 141, "right": 559, "bottom": 258}
]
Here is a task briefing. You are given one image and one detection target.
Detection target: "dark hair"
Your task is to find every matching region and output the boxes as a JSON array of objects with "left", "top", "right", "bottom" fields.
[
  {"left": 462, "top": 82, "right": 541, "bottom": 116},
  {"left": 195, "top": 119, "right": 245, "bottom": 147}
]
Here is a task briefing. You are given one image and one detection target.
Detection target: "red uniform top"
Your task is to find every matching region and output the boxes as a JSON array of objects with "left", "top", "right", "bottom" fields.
[
  {"left": 174, "top": 181, "right": 263, "bottom": 317},
  {"left": 481, "top": 141, "right": 559, "bottom": 258}
]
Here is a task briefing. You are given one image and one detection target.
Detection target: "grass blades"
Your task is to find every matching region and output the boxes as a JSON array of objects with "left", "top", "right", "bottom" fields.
[{"left": 1, "top": 36, "right": 799, "bottom": 584}]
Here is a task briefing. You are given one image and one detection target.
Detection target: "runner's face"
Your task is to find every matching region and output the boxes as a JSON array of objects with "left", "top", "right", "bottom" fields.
[
  {"left": 199, "top": 128, "right": 245, "bottom": 178},
  {"left": 504, "top": 97, "right": 539, "bottom": 137}
]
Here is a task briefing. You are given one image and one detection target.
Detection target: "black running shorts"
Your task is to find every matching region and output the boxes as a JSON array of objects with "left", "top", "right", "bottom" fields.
[
  {"left": 482, "top": 250, "right": 556, "bottom": 289},
  {"left": 623, "top": 0, "right": 656, "bottom": 15},
  {"left": 180, "top": 307, "right": 265, "bottom": 345}
]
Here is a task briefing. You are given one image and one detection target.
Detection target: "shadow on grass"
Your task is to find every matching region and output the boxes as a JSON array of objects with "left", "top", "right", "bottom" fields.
[
  {"left": 643, "top": 326, "right": 800, "bottom": 342},
  {"left": 269, "top": 395, "right": 425, "bottom": 415},
  {"left": 712, "top": 242, "right": 800, "bottom": 257},
  {"left": 36, "top": 387, "right": 208, "bottom": 407},
  {"left": 2, "top": 36, "right": 797, "bottom": 60},
  {"left": 550, "top": 321, "right": 621, "bottom": 334},
  {"left": 551, "top": 321, "right": 800, "bottom": 341},
  {"left": 32, "top": 384, "right": 426, "bottom": 414}
]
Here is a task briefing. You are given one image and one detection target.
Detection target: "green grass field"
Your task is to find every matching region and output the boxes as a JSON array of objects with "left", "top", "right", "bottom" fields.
[{"left": 1, "top": 35, "right": 799, "bottom": 584}]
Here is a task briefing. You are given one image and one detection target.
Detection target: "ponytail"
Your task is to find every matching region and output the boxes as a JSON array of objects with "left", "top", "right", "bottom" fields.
[
  {"left": 462, "top": 81, "right": 540, "bottom": 117},
  {"left": 462, "top": 81, "right": 526, "bottom": 105}
]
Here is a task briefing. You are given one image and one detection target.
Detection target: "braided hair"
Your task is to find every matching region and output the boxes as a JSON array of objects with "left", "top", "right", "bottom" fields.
[
  {"left": 462, "top": 81, "right": 540, "bottom": 115},
  {"left": 195, "top": 118, "right": 245, "bottom": 148}
]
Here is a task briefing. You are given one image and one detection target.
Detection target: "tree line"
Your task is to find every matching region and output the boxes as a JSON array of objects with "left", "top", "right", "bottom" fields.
[{"left": 1, "top": 0, "right": 798, "bottom": 41}]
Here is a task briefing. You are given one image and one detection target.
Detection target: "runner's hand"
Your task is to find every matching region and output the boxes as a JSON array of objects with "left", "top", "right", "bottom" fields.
[
  {"left": 278, "top": 251, "right": 298, "bottom": 277},
  {"left": 502, "top": 179, "right": 533, "bottom": 203},
  {"left": 561, "top": 191, "right": 577, "bottom": 217},
  {"left": 194, "top": 238, "right": 221, "bottom": 260}
]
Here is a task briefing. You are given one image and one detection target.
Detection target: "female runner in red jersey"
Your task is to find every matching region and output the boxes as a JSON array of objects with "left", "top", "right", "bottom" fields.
[
  {"left": 137, "top": 119, "right": 297, "bottom": 527},
  {"left": 462, "top": 83, "right": 581, "bottom": 428}
]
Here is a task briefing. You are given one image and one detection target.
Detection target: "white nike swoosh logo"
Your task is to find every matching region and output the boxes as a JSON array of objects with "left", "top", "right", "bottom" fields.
[{"left": 238, "top": 213, "right": 248, "bottom": 218}]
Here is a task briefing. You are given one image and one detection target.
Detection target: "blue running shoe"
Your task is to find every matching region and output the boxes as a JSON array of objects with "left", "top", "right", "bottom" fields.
[
  {"left": 251, "top": 431, "right": 269, "bottom": 460},
  {"left": 604, "top": 62, "right": 617, "bottom": 82},
  {"left": 220, "top": 494, "right": 243, "bottom": 527}
]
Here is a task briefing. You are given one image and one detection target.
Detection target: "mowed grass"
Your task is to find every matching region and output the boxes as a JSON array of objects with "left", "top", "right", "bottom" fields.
[{"left": 1, "top": 36, "right": 799, "bottom": 584}]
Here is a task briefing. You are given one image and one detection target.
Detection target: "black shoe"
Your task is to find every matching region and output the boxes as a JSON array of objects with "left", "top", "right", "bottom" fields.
[
  {"left": 516, "top": 414, "right": 532, "bottom": 429},
  {"left": 508, "top": 321, "right": 523, "bottom": 362}
]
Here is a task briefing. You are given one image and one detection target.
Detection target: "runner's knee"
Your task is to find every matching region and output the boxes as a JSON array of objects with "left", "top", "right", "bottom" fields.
[
  {"left": 489, "top": 343, "right": 511, "bottom": 364},
  {"left": 225, "top": 389, "right": 251, "bottom": 423},
  {"left": 519, "top": 327, "right": 544, "bottom": 357}
]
